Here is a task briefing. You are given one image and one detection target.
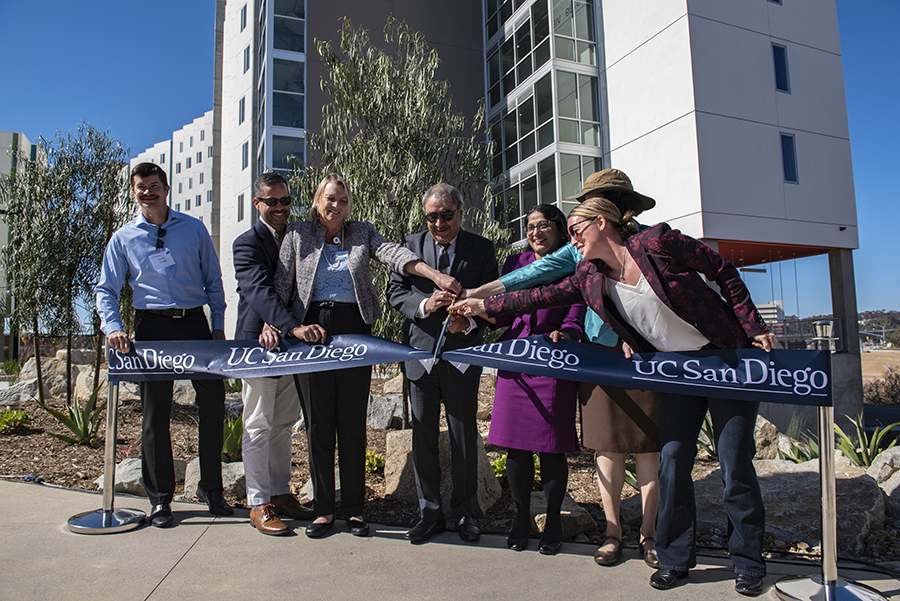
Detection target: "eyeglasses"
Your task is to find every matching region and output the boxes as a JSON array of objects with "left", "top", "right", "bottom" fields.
[
  {"left": 525, "top": 220, "right": 554, "bottom": 234},
  {"left": 257, "top": 196, "right": 292, "bottom": 207},
  {"left": 424, "top": 209, "right": 457, "bottom": 223},
  {"left": 567, "top": 217, "right": 597, "bottom": 240},
  {"left": 156, "top": 227, "right": 167, "bottom": 250}
]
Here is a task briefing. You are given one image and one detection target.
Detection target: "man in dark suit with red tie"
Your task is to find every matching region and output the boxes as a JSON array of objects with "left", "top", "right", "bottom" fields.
[{"left": 387, "top": 183, "right": 499, "bottom": 544}]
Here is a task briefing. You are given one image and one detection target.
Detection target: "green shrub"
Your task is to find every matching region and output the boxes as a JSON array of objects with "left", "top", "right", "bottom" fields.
[
  {"left": 1, "top": 359, "right": 21, "bottom": 382},
  {"left": 492, "top": 454, "right": 507, "bottom": 484},
  {"left": 834, "top": 413, "right": 900, "bottom": 468},
  {"left": 36, "top": 385, "right": 106, "bottom": 446},
  {"left": 365, "top": 448, "right": 385, "bottom": 473},
  {"left": 864, "top": 365, "right": 900, "bottom": 405},
  {"left": 779, "top": 435, "right": 820, "bottom": 463},
  {"left": 0, "top": 409, "right": 32, "bottom": 434},
  {"left": 224, "top": 379, "right": 243, "bottom": 394},
  {"left": 222, "top": 416, "right": 243, "bottom": 462},
  {"left": 697, "top": 412, "right": 717, "bottom": 459}
]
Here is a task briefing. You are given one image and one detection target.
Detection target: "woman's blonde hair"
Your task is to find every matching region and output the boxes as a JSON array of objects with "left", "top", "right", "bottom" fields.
[
  {"left": 311, "top": 173, "right": 354, "bottom": 223},
  {"left": 569, "top": 196, "right": 639, "bottom": 239}
]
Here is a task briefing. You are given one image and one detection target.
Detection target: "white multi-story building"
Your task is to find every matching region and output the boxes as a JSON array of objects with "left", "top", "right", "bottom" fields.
[
  {"left": 132, "top": 0, "right": 861, "bottom": 424},
  {"left": 131, "top": 110, "right": 219, "bottom": 249}
]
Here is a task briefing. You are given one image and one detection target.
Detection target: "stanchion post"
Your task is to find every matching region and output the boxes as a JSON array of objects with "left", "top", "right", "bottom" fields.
[
  {"left": 67, "top": 379, "right": 146, "bottom": 534},
  {"left": 775, "top": 322, "right": 885, "bottom": 600}
]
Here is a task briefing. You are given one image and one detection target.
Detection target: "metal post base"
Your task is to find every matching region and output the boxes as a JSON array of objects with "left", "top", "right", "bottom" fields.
[
  {"left": 67, "top": 508, "right": 146, "bottom": 535},
  {"left": 775, "top": 575, "right": 887, "bottom": 601}
]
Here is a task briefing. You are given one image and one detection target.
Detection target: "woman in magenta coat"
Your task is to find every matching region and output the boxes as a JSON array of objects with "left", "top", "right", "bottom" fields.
[{"left": 488, "top": 204, "right": 585, "bottom": 555}]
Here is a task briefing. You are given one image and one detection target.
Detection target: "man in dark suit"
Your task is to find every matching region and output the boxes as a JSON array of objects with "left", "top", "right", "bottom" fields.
[
  {"left": 387, "top": 183, "right": 499, "bottom": 544},
  {"left": 233, "top": 172, "right": 315, "bottom": 536}
]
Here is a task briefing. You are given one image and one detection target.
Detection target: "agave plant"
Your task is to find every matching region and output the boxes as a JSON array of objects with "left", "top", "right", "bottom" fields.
[
  {"left": 834, "top": 413, "right": 900, "bottom": 468},
  {"left": 35, "top": 385, "right": 107, "bottom": 447},
  {"left": 221, "top": 416, "right": 243, "bottom": 463}
]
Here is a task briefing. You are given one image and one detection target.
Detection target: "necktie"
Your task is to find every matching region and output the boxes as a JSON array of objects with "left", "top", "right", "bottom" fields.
[{"left": 438, "top": 243, "right": 450, "bottom": 273}]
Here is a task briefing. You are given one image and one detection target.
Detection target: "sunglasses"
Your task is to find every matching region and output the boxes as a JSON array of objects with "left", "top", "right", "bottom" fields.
[
  {"left": 156, "top": 227, "right": 167, "bottom": 250},
  {"left": 424, "top": 209, "right": 457, "bottom": 223},
  {"left": 258, "top": 196, "right": 292, "bottom": 207},
  {"left": 567, "top": 217, "right": 596, "bottom": 240},
  {"left": 525, "top": 220, "right": 554, "bottom": 234}
]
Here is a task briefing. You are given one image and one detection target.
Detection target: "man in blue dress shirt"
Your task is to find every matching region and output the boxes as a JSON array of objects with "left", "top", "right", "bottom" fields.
[{"left": 95, "top": 162, "right": 232, "bottom": 527}]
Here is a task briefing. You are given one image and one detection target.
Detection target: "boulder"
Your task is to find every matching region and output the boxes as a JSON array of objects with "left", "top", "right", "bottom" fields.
[
  {"left": 694, "top": 455, "right": 884, "bottom": 556},
  {"left": 382, "top": 374, "right": 404, "bottom": 394},
  {"left": 384, "top": 429, "right": 501, "bottom": 521},
  {"left": 868, "top": 448, "right": 900, "bottom": 519},
  {"left": 530, "top": 492, "right": 597, "bottom": 538},
  {"left": 173, "top": 380, "right": 196, "bottom": 405},
  {"left": 56, "top": 349, "right": 98, "bottom": 365},
  {"left": 754, "top": 415, "right": 799, "bottom": 460},
  {"left": 476, "top": 397, "right": 492, "bottom": 421},
  {"left": 0, "top": 378, "right": 43, "bottom": 406},
  {"left": 94, "top": 458, "right": 186, "bottom": 496},
  {"left": 367, "top": 393, "right": 403, "bottom": 430},
  {"left": 20, "top": 357, "right": 78, "bottom": 399},
  {"left": 182, "top": 458, "right": 245, "bottom": 501},
  {"left": 75, "top": 368, "right": 108, "bottom": 401}
]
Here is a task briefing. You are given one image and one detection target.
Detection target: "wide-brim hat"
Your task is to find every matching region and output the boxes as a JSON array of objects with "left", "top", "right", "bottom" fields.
[{"left": 566, "top": 168, "right": 656, "bottom": 213}]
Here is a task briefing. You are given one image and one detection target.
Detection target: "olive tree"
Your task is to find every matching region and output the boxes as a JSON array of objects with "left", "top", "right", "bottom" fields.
[
  {"left": 1, "top": 122, "right": 131, "bottom": 404},
  {"left": 287, "top": 17, "right": 510, "bottom": 341}
]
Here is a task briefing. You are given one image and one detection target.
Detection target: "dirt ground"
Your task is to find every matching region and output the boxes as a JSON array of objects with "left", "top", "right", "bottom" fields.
[{"left": 860, "top": 351, "right": 900, "bottom": 380}]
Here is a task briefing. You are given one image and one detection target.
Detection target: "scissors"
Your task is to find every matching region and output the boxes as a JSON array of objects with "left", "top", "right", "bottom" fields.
[{"left": 432, "top": 294, "right": 459, "bottom": 359}]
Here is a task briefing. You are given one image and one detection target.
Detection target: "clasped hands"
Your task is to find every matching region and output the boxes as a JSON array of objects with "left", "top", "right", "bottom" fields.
[{"left": 259, "top": 323, "right": 327, "bottom": 350}]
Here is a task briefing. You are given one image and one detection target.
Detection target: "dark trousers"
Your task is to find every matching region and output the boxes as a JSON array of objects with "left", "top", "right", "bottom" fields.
[
  {"left": 656, "top": 393, "right": 766, "bottom": 577},
  {"left": 296, "top": 304, "right": 370, "bottom": 517},
  {"left": 135, "top": 311, "right": 225, "bottom": 505},
  {"left": 409, "top": 361, "right": 482, "bottom": 523}
]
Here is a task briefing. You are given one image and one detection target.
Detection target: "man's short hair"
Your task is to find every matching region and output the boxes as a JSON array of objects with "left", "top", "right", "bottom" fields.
[
  {"left": 253, "top": 172, "right": 288, "bottom": 198},
  {"left": 421, "top": 183, "right": 465, "bottom": 211},
  {"left": 131, "top": 162, "right": 169, "bottom": 188}
]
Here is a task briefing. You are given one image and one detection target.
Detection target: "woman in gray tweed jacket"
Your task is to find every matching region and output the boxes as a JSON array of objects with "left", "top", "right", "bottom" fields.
[{"left": 273, "top": 173, "right": 459, "bottom": 538}]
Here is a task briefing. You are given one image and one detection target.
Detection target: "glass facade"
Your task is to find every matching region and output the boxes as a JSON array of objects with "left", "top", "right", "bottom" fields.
[{"left": 485, "top": 0, "right": 603, "bottom": 242}]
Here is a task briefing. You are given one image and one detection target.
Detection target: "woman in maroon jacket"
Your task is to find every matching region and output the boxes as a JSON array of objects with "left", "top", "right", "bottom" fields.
[{"left": 453, "top": 196, "right": 774, "bottom": 596}]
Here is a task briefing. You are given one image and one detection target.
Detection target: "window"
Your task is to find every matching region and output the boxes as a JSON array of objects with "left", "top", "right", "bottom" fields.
[
  {"left": 554, "top": 0, "right": 596, "bottom": 66},
  {"left": 272, "top": 135, "right": 304, "bottom": 170},
  {"left": 273, "top": 92, "right": 304, "bottom": 128},
  {"left": 208, "top": 145, "right": 213, "bottom": 157},
  {"left": 189, "top": 177, "right": 193, "bottom": 189},
  {"left": 175, "top": 203, "right": 181, "bottom": 212},
  {"left": 780, "top": 133, "right": 798, "bottom": 183},
  {"left": 274, "top": 0, "right": 304, "bottom": 18},
  {"left": 244, "top": 45, "right": 251, "bottom": 73},
  {"left": 239, "top": 96, "right": 246, "bottom": 124},
  {"left": 178, "top": 183, "right": 183, "bottom": 193},
  {"left": 186, "top": 157, "right": 192, "bottom": 169},
  {"left": 238, "top": 193, "right": 245, "bottom": 221},
  {"left": 190, "top": 136, "right": 194, "bottom": 147},
  {"left": 207, "top": 189, "right": 213, "bottom": 203},
  {"left": 557, "top": 70, "right": 600, "bottom": 145},
  {"left": 159, "top": 153, "right": 166, "bottom": 164},
  {"left": 242, "top": 141, "right": 250, "bottom": 170},
  {"left": 486, "top": 1, "right": 550, "bottom": 108},
  {"left": 196, "top": 194, "right": 202, "bottom": 207},
  {"left": 240, "top": 3, "right": 248, "bottom": 31},
  {"left": 199, "top": 172, "right": 204, "bottom": 184},
  {"left": 179, "top": 142, "right": 184, "bottom": 152},
  {"left": 200, "top": 130, "right": 205, "bottom": 142},
  {"left": 185, "top": 197, "right": 191, "bottom": 210},
  {"left": 489, "top": 72, "right": 553, "bottom": 176},
  {"left": 560, "top": 153, "right": 601, "bottom": 214},
  {"left": 773, "top": 44, "right": 790, "bottom": 92},
  {"left": 175, "top": 162, "right": 182, "bottom": 174},
  {"left": 274, "top": 17, "right": 304, "bottom": 52},
  {"left": 196, "top": 151, "right": 202, "bottom": 164}
]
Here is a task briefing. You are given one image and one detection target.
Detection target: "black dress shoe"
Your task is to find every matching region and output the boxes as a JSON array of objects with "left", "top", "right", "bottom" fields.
[
  {"left": 203, "top": 490, "right": 234, "bottom": 516},
  {"left": 457, "top": 517, "right": 480, "bottom": 542},
  {"left": 650, "top": 569, "right": 689, "bottom": 590},
  {"left": 507, "top": 534, "right": 529, "bottom": 551},
  {"left": 538, "top": 540, "right": 562, "bottom": 555},
  {"left": 735, "top": 574, "right": 764, "bottom": 596},
  {"left": 348, "top": 517, "right": 370, "bottom": 537},
  {"left": 406, "top": 519, "right": 446, "bottom": 543},
  {"left": 305, "top": 518, "right": 335, "bottom": 538},
  {"left": 150, "top": 504, "right": 174, "bottom": 528}
]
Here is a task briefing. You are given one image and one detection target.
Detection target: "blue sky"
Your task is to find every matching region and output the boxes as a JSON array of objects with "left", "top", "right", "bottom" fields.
[{"left": 0, "top": 1, "right": 896, "bottom": 318}]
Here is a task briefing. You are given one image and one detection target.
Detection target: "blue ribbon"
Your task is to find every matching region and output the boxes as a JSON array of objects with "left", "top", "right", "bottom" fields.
[{"left": 108, "top": 334, "right": 831, "bottom": 407}]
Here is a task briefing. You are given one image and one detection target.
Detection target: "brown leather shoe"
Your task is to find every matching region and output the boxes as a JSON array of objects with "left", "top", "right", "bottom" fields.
[
  {"left": 270, "top": 493, "right": 315, "bottom": 520},
  {"left": 249, "top": 504, "right": 290, "bottom": 536}
]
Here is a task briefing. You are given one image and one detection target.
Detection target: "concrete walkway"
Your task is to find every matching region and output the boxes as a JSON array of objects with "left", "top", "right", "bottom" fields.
[{"left": 1, "top": 480, "right": 898, "bottom": 601}]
